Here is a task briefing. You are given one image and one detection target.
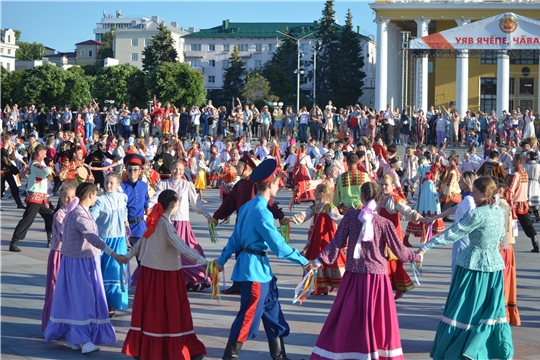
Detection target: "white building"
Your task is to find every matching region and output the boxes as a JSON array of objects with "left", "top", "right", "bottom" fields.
[
  {"left": 0, "top": 29, "right": 19, "bottom": 72},
  {"left": 94, "top": 10, "right": 150, "bottom": 42},
  {"left": 183, "top": 20, "right": 376, "bottom": 105},
  {"left": 113, "top": 17, "right": 193, "bottom": 68}
]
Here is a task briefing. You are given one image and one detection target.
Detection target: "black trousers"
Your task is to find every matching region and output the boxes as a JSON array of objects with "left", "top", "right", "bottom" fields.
[
  {"left": 383, "top": 124, "right": 394, "bottom": 145},
  {"left": 517, "top": 213, "right": 538, "bottom": 247},
  {"left": 13, "top": 201, "right": 54, "bottom": 240},
  {"left": 1, "top": 172, "right": 23, "bottom": 206}
]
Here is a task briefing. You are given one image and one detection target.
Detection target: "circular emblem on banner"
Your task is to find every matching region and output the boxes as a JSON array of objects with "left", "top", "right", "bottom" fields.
[{"left": 500, "top": 15, "right": 518, "bottom": 34}]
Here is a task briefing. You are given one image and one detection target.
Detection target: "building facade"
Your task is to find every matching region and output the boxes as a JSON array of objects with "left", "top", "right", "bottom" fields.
[
  {"left": 93, "top": 10, "right": 149, "bottom": 42},
  {"left": 113, "top": 17, "right": 192, "bottom": 68},
  {"left": 183, "top": 20, "right": 376, "bottom": 105},
  {"left": 0, "top": 29, "right": 19, "bottom": 72},
  {"left": 370, "top": 0, "right": 540, "bottom": 114},
  {"left": 75, "top": 40, "right": 102, "bottom": 66}
]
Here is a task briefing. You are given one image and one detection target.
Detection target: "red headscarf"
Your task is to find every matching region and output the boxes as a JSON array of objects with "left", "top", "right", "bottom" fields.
[{"left": 143, "top": 203, "right": 164, "bottom": 238}]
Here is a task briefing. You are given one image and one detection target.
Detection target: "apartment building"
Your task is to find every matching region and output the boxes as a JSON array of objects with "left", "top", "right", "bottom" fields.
[{"left": 0, "top": 28, "right": 19, "bottom": 72}]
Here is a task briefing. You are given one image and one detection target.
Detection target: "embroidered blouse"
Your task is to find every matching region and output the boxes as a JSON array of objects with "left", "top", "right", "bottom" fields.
[{"left": 421, "top": 205, "right": 505, "bottom": 272}]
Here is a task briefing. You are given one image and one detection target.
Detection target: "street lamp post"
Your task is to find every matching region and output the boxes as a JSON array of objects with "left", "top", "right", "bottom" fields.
[{"left": 276, "top": 30, "right": 315, "bottom": 114}]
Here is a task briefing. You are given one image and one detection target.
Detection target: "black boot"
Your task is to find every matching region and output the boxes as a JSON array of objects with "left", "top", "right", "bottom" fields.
[
  {"left": 222, "top": 281, "right": 242, "bottom": 295},
  {"left": 47, "top": 231, "right": 52, "bottom": 248},
  {"left": 9, "top": 238, "right": 21, "bottom": 252},
  {"left": 222, "top": 339, "right": 243, "bottom": 360},
  {"left": 191, "top": 355, "right": 205, "bottom": 360},
  {"left": 268, "top": 337, "right": 289, "bottom": 360},
  {"left": 531, "top": 236, "right": 539, "bottom": 253}
]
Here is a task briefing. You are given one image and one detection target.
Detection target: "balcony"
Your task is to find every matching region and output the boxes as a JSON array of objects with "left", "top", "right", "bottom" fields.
[
  {"left": 238, "top": 51, "right": 252, "bottom": 59},
  {"left": 185, "top": 50, "right": 205, "bottom": 59}
]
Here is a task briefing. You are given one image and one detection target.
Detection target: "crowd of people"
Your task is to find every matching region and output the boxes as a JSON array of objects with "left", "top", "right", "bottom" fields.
[{"left": 2, "top": 96, "right": 535, "bottom": 360}]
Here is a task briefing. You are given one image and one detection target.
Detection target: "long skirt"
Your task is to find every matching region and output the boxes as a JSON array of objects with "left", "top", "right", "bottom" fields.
[
  {"left": 121, "top": 267, "right": 206, "bottom": 360},
  {"left": 42, "top": 250, "right": 62, "bottom": 332},
  {"left": 194, "top": 169, "right": 207, "bottom": 190},
  {"left": 172, "top": 221, "right": 210, "bottom": 290},
  {"left": 387, "top": 260, "right": 415, "bottom": 294},
  {"left": 101, "top": 237, "right": 129, "bottom": 310},
  {"left": 294, "top": 166, "right": 315, "bottom": 202},
  {"left": 500, "top": 246, "right": 521, "bottom": 326},
  {"left": 431, "top": 266, "right": 514, "bottom": 360},
  {"left": 44, "top": 256, "right": 117, "bottom": 345},
  {"left": 311, "top": 272, "right": 404, "bottom": 360}
]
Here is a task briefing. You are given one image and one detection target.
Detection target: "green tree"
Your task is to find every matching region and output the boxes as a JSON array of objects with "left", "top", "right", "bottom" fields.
[
  {"left": 93, "top": 64, "right": 146, "bottom": 106},
  {"left": 146, "top": 62, "right": 206, "bottom": 107},
  {"left": 98, "top": 29, "right": 115, "bottom": 60},
  {"left": 313, "top": 0, "right": 341, "bottom": 106},
  {"left": 1, "top": 67, "right": 22, "bottom": 107},
  {"left": 221, "top": 45, "right": 245, "bottom": 101},
  {"left": 262, "top": 65, "right": 294, "bottom": 102},
  {"left": 241, "top": 72, "right": 272, "bottom": 103},
  {"left": 14, "top": 64, "right": 67, "bottom": 108},
  {"left": 16, "top": 41, "right": 46, "bottom": 60},
  {"left": 336, "top": 10, "right": 366, "bottom": 107},
  {"left": 264, "top": 27, "right": 297, "bottom": 100},
  {"left": 61, "top": 70, "right": 92, "bottom": 108},
  {"left": 142, "top": 22, "right": 178, "bottom": 72}
]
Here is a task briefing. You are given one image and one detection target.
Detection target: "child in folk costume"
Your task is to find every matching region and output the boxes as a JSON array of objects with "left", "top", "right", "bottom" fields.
[
  {"left": 290, "top": 183, "right": 345, "bottom": 295},
  {"left": 150, "top": 161, "right": 212, "bottom": 291},
  {"left": 417, "top": 177, "right": 514, "bottom": 359},
  {"left": 507, "top": 153, "right": 540, "bottom": 252},
  {"left": 495, "top": 178, "right": 521, "bottom": 326},
  {"left": 379, "top": 174, "right": 424, "bottom": 300},
  {"left": 404, "top": 159, "right": 445, "bottom": 247},
  {"left": 42, "top": 184, "right": 76, "bottom": 332},
  {"left": 402, "top": 147, "right": 418, "bottom": 199},
  {"left": 89, "top": 172, "right": 129, "bottom": 317},
  {"left": 44, "top": 183, "right": 122, "bottom": 354},
  {"left": 293, "top": 144, "right": 316, "bottom": 202},
  {"left": 439, "top": 154, "right": 462, "bottom": 218},
  {"left": 121, "top": 189, "right": 208, "bottom": 360},
  {"left": 193, "top": 152, "right": 210, "bottom": 203},
  {"left": 207, "top": 145, "right": 220, "bottom": 188},
  {"left": 524, "top": 150, "right": 540, "bottom": 222},
  {"left": 307, "top": 182, "right": 423, "bottom": 360}
]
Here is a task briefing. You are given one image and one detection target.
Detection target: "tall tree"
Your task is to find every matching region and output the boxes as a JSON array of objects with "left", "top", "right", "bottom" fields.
[
  {"left": 263, "top": 27, "right": 296, "bottom": 101},
  {"left": 13, "top": 65, "right": 67, "bottom": 108},
  {"left": 221, "top": 45, "right": 245, "bottom": 101},
  {"left": 141, "top": 22, "right": 178, "bottom": 72},
  {"left": 93, "top": 64, "right": 146, "bottom": 106},
  {"left": 15, "top": 41, "right": 46, "bottom": 61},
  {"left": 313, "top": 0, "right": 341, "bottom": 106},
  {"left": 1, "top": 67, "right": 22, "bottom": 106},
  {"left": 241, "top": 72, "right": 271, "bottom": 103},
  {"left": 336, "top": 9, "right": 366, "bottom": 107},
  {"left": 146, "top": 62, "right": 206, "bottom": 107},
  {"left": 98, "top": 28, "right": 115, "bottom": 60}
]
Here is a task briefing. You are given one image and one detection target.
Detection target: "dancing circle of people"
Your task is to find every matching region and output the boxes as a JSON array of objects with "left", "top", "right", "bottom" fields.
[{"left": 5, "top": 100, "right": 537, "bottom": 360}]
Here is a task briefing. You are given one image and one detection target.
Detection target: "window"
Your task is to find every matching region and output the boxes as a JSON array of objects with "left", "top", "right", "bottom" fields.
[
  {"left": 509, "top": 78, "right": 515, "bottom": 96},
  {"left": 480, "top": 50, "right": 497, "bottom": 65},
  {"left": 269, "top": 44, "right": 275, "bottom": 52},
  {"left": 145, "top": 38, "right": 151, "bottom": 46},
  {"left": 208, "top": 44, "right": 215, "bottom": 51},
  {"left": 238, "top": 44, "right": 248, "bottom": 51},
  {"left": 208, "top": 75, "right": 215, "bottom": 83},
  {"left": 223, "top": 60, "right": 230, "bottom": 69},
  {"left": 190, "top": 59, "right": 201, "bottom": 67},
  {"left": 7, "top": 49, "right": 10, "bottom": 55},
  {"left": 80, "top": 50, "right": 86, "bottom": 57},
  {"left": 510, "top": 50, "right": 539, "bottom": 65},
  {"left": 520, "top": 78, "right": 534, "bottom": 95},
  {"left": 254, "top": 60, "right": 262, "bottom": 69},
  {"left": 191, "top": 44, "right": 201, "bottom": 51},
  {"left": 131, "top": 53, "right": 138, "bottom": 61},
  {"left": 208, "top": 59, "right": 215, "bottom": 67},
  {"left": 223, "top": 44, "right": 230, "bottom": 52},
  {"left": 255, "top": 44, "right": 262, "bottom": 52},
  {"left": 88, "top": 50, "right": 93, "bottom": 57},
  {"left": 480, "top": 77, "right": 497, "bottom": 114},
  {"left": 6, "top": 63, "right": 10, "bottom": 71},
  {"left": 300, "top": 44, "right": 308, "bottom": 53},
  {"left": 131, "top": 38, "right": 138, "bottom": 46},
  {"left": 7, "top": 35, "right": 10, "bottom": 43},
  {"left": 0, "top": 48, "right": 3, "bottom": 54}
]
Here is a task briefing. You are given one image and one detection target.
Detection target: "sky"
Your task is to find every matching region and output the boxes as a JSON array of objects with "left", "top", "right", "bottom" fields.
[{"left": 1, "top": 0, "right": 376, "bottom": 52}]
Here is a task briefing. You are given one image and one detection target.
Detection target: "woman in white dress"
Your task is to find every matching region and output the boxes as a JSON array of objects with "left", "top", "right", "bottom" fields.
[{"left": 522, "top": 110, "right": 536, "bottom": 139}]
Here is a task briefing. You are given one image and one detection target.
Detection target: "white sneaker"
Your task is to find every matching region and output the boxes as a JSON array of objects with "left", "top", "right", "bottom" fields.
[
  {"left": 66, "top": 343, "right": 82, "bottom": 350},
  {"left": 81, "top": 342, "right": 100, "bottom": 354}
]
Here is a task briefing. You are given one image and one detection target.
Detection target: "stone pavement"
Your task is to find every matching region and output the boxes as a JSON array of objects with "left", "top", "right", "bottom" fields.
[{"left": 2, "top": 147, "right": 540, "bottom": 359}]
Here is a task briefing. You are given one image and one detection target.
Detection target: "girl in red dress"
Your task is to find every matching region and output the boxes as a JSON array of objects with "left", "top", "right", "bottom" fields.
[
  {"left": 379, "top": 174, "right": 424, "bottom": 299},
  {"left": 290, "top": 183, "right": 345, "bottom": 294},
  {"left": 293, "top": 144, "right": 316, "bottom": 202},
  {"left": 121, "top": 189, "right": 208, "bottom": 360}
]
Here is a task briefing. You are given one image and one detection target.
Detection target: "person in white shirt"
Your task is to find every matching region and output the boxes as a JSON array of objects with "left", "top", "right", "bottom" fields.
[
  {"left": 459, "top": 152, "right": 481, "bottom": 173},
  {"left": 298, "top": 107, "right": 310, "bottom": 143},
  {"left": 190, "top": 106, "right": 201, "bottom": 138},
  {"left": 499, "top": 146, "right": 514, "bottom": 175},
  {"left": 254, "top": 138, "right": 270, "bottom": 160}
]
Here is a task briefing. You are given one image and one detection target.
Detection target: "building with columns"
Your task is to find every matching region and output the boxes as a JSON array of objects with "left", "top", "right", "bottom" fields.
[{"left": 370, "top": 0, "right": 540, "bottom": 115}]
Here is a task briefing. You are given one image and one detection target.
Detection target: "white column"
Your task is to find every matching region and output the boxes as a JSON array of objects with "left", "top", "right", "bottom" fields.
[
  {"left": 455, "top": 18, "right": 470, "bottom": 117},
  {"left": 415, "top": 18, "right": 430, "bottom": 112},
  {"left": 496, "top": 51, "right": 510, "bottom": 114},
  {"left": 538, "top": 56, "right": 540, "bottom": 113},
  {"left": 375, "top": 18, "right": 389, "bottom": 111}
]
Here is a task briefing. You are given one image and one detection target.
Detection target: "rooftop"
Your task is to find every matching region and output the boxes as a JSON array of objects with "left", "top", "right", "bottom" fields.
[
  {"left": 184, "top": 20, "right": 323, "bottom": 38},
  {"left": 75, "top": 40, "right": 103, "bottom": 46}
]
